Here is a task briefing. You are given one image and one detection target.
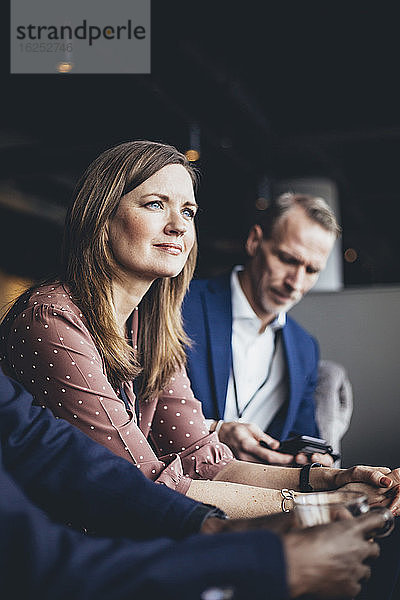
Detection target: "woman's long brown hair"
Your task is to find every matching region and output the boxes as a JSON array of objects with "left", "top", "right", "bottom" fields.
[{"left": 62, "top": 140, "right": 199, "bottom": 401}]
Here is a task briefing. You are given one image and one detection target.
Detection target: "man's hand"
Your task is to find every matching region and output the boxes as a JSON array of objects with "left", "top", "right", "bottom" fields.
[
  {"left": 295, "top": 451, "right": 334, "bottom": 467},
  {"left": 283, "top": 511, "right": 384, "bottom": 599},
  {"left": 216, "top": 421, "right": 294, "bottom": 464},
  {"left": 217, "top": 421, "right": 334, "bottom": 466},
  {"left": 202, "top": 508, "right": 387, "bottom": 599}
]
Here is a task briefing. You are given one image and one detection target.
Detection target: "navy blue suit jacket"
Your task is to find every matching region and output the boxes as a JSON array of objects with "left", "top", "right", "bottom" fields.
[
  {"left": 0, "top": 370, "right": 287, "bottom": 600},
  {"left": 182, "top": 273, "right": 320, "bottom": 441}
]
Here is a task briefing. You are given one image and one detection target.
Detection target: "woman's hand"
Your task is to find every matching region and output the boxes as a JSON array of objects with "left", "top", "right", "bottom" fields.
[
  {"left": 324, "top": 465, "right": 400, "bottom": 514},
  {"left": 387, "top": 467, "right": 400, "bottom": 485},
  {"left": 311, "top": 464, "right": 391, "bottom": 492},
  {"left": 331, "top": 465, "right": 392, "bottom": 489},
  {"left": 339, "top": 481, "right": 400, "bottom": 514}
]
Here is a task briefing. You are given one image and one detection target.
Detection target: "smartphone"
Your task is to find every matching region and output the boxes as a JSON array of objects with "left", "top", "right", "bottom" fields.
[{"left": 260, "top": 435, "right": 340, "bottom": 460}]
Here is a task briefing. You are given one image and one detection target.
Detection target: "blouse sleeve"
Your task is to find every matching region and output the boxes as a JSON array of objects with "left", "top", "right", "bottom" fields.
[
  {"left": 149, "top": 368, "right": 235, "bottom": 481},
  {"left": 4, "top": 299, "right": 193, "bottom": 495}
]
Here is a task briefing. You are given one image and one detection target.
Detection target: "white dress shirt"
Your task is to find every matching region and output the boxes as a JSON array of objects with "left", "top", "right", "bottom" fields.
[{"left": 221, "top": 266, "right": 288, "bottom": 431}]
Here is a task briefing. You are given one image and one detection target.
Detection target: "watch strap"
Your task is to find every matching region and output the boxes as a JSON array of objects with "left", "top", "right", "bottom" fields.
[{"left": 299, "top": 462, "right": 322, "bottom": 492}]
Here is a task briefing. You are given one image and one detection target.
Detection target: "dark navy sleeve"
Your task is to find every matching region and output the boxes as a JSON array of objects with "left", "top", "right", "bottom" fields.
[
  {"left": 288, "top": 335, "right": 320, "bottom": 438},
  {"left": 0, "top": 370, "right": 211, "bottom": 539},
  {"left": 0, "top": 460, "right": 289, "bottom": 600}
]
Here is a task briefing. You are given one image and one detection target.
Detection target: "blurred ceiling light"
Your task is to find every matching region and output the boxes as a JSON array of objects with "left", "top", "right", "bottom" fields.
[
  {"left": 255, "top": 197, "right": 269, "bottom": 210},
  {"left": 57, "top": 62, "right": 74, "bottom": 73},
  {"left": 344, "top": 248, "right": 358, "bottom": 263},
  {"left": 0, "top": 183, "right": 66, "bottom": 225},
  {"left": 186, "top": 122, "right": 201, "bottom": 162},
  {"left": 185, "top": 149, "right": 200, "bottom": 162}
]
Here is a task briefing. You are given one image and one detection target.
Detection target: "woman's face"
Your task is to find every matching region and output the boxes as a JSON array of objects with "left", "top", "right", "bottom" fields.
[{"left": 108, "top": 164, "right": 197, "bottom": 284}]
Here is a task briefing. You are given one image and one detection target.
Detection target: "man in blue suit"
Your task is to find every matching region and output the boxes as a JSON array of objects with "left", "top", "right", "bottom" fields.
[
  {"left": 183, "top": 193, "right": 339, "bottom": 465},
  {"left": 1, "top": 369, "right": 400, "bottom": 600}
]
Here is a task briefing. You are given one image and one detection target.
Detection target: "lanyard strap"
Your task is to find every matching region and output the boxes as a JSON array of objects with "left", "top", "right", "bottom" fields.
[
  {"left": 120, "top": 379, "right": 141, "bottom": 424},
  {"left": 120, "top": 311, "right": 140, "bottom": 423},
  {"left": 231, "top": 329, "right": 282, "bottom": 419}
]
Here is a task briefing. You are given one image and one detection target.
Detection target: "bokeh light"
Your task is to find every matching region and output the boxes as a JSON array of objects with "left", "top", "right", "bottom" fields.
[{"left": 344, "top": 248, "right": 358, "bottom": 263}]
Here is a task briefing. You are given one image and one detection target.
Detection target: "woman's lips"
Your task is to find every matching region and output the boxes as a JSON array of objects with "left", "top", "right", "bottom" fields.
[{"left": 153, "top": 243, "right": 183, "bottom": 255}]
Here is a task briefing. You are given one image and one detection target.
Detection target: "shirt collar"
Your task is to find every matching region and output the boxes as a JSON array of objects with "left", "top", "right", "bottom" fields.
[{"left": 230, "top": 265, "right": 286, "bottom": 331}]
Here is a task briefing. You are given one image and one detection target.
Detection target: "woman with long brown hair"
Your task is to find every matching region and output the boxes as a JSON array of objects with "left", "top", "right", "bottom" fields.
[{"left": 1, "top": 140, "right": 398, "bottom": 518}]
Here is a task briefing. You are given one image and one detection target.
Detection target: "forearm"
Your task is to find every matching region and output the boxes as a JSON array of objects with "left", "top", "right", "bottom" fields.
[
  {"left": 211, "top": 458, "right": 341, "bottom": 492},
  {"left": 186, "top": 479, "right": 283, "bottom": 518}
]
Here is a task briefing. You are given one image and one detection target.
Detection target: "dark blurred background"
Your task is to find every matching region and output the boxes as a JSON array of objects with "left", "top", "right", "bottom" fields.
[{"left": 2, "top": 2, "right": 400, "bottom": 285}]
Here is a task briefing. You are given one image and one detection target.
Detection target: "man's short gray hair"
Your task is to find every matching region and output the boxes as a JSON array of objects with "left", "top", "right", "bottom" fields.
[{"left": 256, "top": 192, "right": 341, "bottom": 240}]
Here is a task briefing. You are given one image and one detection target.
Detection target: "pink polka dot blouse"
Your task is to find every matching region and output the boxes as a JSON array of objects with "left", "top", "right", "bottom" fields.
[{"left": 0, "top": 284, "right": 234, "bottom": 494}]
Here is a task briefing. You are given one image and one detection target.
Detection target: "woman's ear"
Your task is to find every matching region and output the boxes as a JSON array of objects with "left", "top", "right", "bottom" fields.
[{"left": 244, "top": 224, "right": 263, "bottom": 257}]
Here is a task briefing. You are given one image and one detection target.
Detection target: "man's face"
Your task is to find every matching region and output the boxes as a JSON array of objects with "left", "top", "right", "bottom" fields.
[{"left": 243, "top": 205, "right": 336, "bottom": 319}]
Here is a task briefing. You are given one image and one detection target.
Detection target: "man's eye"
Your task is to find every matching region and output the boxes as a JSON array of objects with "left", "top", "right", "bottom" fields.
[{"left": 279, "top": 253, "right": 293, "bottom": 264}]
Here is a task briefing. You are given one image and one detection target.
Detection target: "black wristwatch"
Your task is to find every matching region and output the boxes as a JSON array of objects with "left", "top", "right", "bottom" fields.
[{"left": 299, "top": 462, "right": 322, "bottom": 492}]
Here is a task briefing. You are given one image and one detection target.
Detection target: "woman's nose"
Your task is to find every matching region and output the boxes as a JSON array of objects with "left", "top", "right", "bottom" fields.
[{"left": 164, "top": 211, "right": 188, "bottom": 235}]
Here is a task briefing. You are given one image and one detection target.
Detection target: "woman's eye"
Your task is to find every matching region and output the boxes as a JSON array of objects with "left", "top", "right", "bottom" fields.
[{"left": 145, "top": 201, "right": 163, "bottom": 210}]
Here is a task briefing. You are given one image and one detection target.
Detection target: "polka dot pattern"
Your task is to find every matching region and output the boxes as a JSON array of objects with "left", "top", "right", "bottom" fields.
[{"left": 0, "top": 283, "right": 234, "bottom": 493}]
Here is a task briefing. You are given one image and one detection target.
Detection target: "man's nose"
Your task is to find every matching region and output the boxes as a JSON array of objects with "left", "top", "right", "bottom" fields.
[{"left": 285, "top": 265, "right": 305, "bottom": 291}]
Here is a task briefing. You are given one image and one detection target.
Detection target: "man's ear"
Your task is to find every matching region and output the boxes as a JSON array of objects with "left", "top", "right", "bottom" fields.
[{"left": 245, "top": 224, "right": 264, "bottom": 257}]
